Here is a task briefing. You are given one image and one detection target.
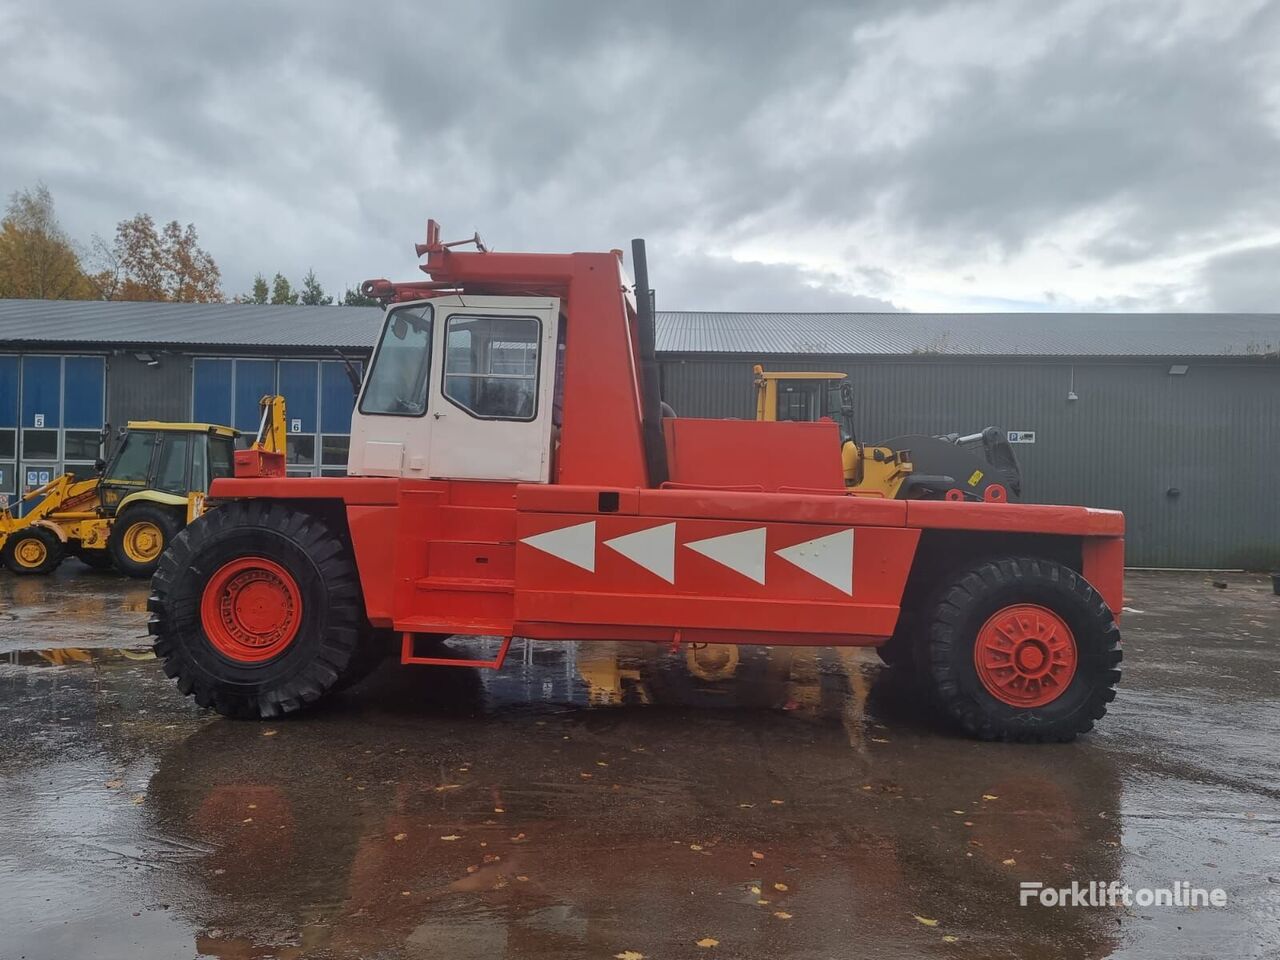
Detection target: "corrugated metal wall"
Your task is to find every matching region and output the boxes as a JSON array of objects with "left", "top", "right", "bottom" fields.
[
  {"left": 660, "top": 356, "right": 1280, "bottom": 569},
  {"left": 106, "top": 353, "right": 193, "bottom": 428}
]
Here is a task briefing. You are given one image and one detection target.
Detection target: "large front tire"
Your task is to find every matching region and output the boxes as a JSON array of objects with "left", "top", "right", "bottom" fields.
[
  {"left": 110, "top": 503, "right": 182, "bottom": 578},
  {"left": 917, "top": 557, "right": 1121, "bottom": 742},
  {"left": 2, "top": 526, "right": 64, "bottom": 575},
  {"left": 148, "top": 502, "right": 364, "bottom": 719}
]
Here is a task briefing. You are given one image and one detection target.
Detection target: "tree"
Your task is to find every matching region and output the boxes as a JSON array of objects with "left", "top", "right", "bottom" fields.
[
  {"left": 0, "top": 184, "right": 93, "bottom": 299},
  {"left": 299, "top": 268, "right": 332, "bottom": 306},
  {"left": 270, "top": 273, "right": 298, "bottom": 305},
  {"left": 109, "top": 213, "right": 222, "bottom": 302},
  {"left": 241, "top": 274, "right": 269, "bottom": 304},
  {"left": 341, "top": 285, "right": 378, "bottom": 307}
]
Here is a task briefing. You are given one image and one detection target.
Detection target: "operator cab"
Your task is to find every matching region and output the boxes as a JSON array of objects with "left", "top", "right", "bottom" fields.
[
  {"left": 98, "top": 424, "right": 238, "bottom": 515},
  {"left": 349, "top": 295, "right": 560, "bottom": 483}
]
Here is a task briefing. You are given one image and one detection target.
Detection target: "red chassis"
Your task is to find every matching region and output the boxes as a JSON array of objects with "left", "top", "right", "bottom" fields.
[
  {"left": 210, "top": 474, "right": 1124, "bottom": 652},
  {"left": 151, "top": 222, "right": 1123, "bottom": 741}
]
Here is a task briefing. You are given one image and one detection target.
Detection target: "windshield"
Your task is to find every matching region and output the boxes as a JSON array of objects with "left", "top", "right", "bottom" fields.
[
  {"left": 360, "top": 304, "right": 433, "bottom": 416},
  {"left": 104, "top": 430, "right": 158, "bottom": 485}
]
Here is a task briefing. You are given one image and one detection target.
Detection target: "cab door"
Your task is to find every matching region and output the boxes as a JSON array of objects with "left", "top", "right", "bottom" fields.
[{"left": 426, "top": 296, "right": 559, "bottom": 483}]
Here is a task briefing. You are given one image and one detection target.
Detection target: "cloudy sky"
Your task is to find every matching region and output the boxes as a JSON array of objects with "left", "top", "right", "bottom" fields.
[{"left": 2, "top": 0, "right": 1279, "bottom": 312}]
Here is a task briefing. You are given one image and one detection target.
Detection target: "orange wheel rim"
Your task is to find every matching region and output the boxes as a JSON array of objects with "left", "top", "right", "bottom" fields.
[
  {"left": 200, "top": 557, "right": 302, "bottom": 663},
  {"left": 974, "top": 604, "right": 1077, "bottom": 707}
]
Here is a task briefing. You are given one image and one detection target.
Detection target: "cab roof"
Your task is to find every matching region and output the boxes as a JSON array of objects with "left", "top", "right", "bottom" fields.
[{"left": 126, "top": 421, "right": 240, "bottom": 438}]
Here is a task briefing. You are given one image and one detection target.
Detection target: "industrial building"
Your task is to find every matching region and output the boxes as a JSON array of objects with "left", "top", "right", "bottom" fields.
[{"left": 1, "top": 299, "right": 1277, "bottom": 568}]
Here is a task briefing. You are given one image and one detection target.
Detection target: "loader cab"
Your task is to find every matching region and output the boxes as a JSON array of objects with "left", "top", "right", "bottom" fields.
[
  {"left": 349, "top": 295, "right": 560, "bottom": 482},
  {"left": 97, "top": 423, "right": 239, "bottom": 516},
  {"left": 753, "top": 367, "right": 849, "bottom": 425}
]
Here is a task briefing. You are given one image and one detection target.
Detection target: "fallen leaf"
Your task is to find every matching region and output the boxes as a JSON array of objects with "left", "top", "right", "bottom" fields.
[
  {"left": 241, "top": 818, "right": 254, "bottom": 824},
  {"left": 870, "top": 737, "right": 890, "bottom": 743},
  {"left": 261, "top": 729, "right": 278, "bottom": 737},
  {"left": 738, "top": 803, "right": 755, "bottom": 808},
  {"left": 952, "top": 810, "right": 965, "bottom": 815},
  {"left": 690, "top": 843, "right": 704, "bottom": 851},
  {"left": 434, "top": 784, "right": 461, "bottom": 792},
  {"left": 982, "top": 794, "right": 998, "bottom": 800},
  {"left": 394, "top": 833, "right": 407, "bottom": 841},
  {"left": 756, "top": 899, "right": 770, "bottom": 905},
  {"left": 104, "top": 779, "right": 124, "bottom": 789},
  {"left": 614, "top": 952, "right": 644, "bottom": 960},
  {"left": 1002, "top": 858, "right": 1016, "bottom": 866},
  {"left": 769, "top": 799, "right": 785, "bottom": 805},
  {"left": 596, "top": 761, "right": 609, "bottom": 767},
  {"left": 942, "top": 935, "right": 958, "bottom": 943},
  {"left": 483, "top": 853, "right": 501, "bottom": 864},
  {"left": 401, "top": 890, "right": 411, "bottom": 896},
  {"left": 773, "top": 882, "right": 788, "bottom": 892},
  {"left": 749, "top": 886, "right": 761, "bottom": 895},
  {"left": 247, "top": 803, "right": 257, "bottom": 809},
  {"left": 696, "top": 938, "right": 719, "bottom": 948},
  {"left": 914, "top": 915, "right": 939, "bottom": 927},
  {"left": 580, "top": 773, "right": 593, "bottom": 779},
  {"left": 751, "top": 851, "right": 765, "bottom": 860},
  {"left": 130, "top": 793, "right": 146, "bottom": 804},
  {"left": 511, "top": 833, "right": 527, "bottom": 842},
  {"left": 773, "top": 911, "right": 792, "bottom": 920},
  {"left": 466, "top": 864, "right": 478, "bottom": 874},
  {"left": 963, "top": 821, "right": 974, "bottom": 827},
  {"left": 516, "top": 875, "right": 529, "bottom": 882},
  {"left": 440, "top": 835, "right": 461, "bottom": 841},
  {"left": 494, "top": 807, "right": 505, "bottom": 813}
]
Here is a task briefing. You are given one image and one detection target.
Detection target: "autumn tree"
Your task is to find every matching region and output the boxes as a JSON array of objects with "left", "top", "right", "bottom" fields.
[
  {"left": 299, "top": 268, "right": 332, "bottom": 306},
  {"left": 0, "top": 184, "right": 93, "bottom": 299},
  {"left": 106, "top": 213, "right": 223, "bottom": 302},
  {"left": 270, "top": 273, "right": 298, "bottom": 305}
]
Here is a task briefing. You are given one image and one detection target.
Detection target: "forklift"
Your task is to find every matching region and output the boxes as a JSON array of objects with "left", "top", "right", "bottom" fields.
[
  {"left": 149, "top": 222, "right": 1123, "bottom": 742},
  {"left": 0, "top": 397, "right": 285, "bottom": 578}
]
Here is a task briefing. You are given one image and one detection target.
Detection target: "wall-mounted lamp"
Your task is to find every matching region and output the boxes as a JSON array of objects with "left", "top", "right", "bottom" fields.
[
  {"left": 1169, "top": 364, "right": 1188, "bottom": 376},
  {"left": 1066, "top": 365, "right": 1078, "bottom": 402},
  {"left": 134, "top": 352, "right": 159, "bottom": 367}
]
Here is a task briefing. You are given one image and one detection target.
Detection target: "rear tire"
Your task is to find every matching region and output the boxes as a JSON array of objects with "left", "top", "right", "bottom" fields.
[
  {"left": 110, "top": 503, "right": 182, "bottom": 578},
  {"left": 2, "top": 526, "right": 64, "bottom": 575},
  {"left": 916, "top": 557, "right": 1121, "bottom": 742},
  {"left": 149, "top": 502, "right": 364, "bottom": 719}
]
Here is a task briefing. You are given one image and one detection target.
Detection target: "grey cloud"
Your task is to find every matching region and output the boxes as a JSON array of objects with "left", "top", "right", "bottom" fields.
[
  {"left": 1, "top": 0, "right": 1279, "bottom": 311},
  {"left": 1202, "top": 243, "right": 1280, "bottom": 311}
]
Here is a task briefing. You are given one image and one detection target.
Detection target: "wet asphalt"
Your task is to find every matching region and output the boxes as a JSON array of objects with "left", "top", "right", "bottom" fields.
[{"left": 0, "top": 567, "right": 1277, "bottom": 960}]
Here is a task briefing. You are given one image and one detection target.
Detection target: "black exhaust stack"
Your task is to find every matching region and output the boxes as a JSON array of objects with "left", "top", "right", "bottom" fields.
[{"left": 631, "top": 238, "right": 669, "bottom": 487}]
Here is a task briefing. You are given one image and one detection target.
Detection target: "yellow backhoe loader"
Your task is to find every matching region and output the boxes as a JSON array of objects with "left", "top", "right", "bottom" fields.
[{"left": 0, "top": 395, "right": 287, "bottom": 578}]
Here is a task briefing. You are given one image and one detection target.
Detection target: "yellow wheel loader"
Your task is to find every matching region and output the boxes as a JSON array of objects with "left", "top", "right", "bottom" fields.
[
  {"left": 0, "top": 396, "right": 287, "bottom": 578},
  {"left": 752, "top": 365, "right": 1022, "bottom": 502}
]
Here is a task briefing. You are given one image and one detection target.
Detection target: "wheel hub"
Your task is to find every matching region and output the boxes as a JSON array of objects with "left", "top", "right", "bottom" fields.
[
  {"left": 16, "top": 539, "right": 47, "bottom": 567},
  {"left": 124, "top": 521, "right": 163, "bottom": 562},
  {"left": 974, "top": 604, "right": 1077, "bottom": 707},
  {"left": 200, "top": 557, "right": 303, "bottom": 663}
]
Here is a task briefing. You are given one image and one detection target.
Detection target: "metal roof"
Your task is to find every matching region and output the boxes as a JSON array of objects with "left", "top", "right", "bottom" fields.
[
  {"left": 0, "top": 299, "right": 383, "bottom": 350},
  {"left": 656, "top": 311, "right": 1280, "bottom": 358},
  {"left": 1, "top": 299, "right": 1277, "bottom": 359}
]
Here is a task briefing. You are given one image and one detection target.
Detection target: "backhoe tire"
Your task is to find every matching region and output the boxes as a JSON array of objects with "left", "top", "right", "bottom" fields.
[
  {"left": 916, "top": 557, "right": 1121, "bottom": 743},
  {"left": 110, "top": 503, "right": 182, "bottom": 578},
  {"left": 2, "top": 526, "right": 64, "bottom": 575},
  {"left": 148, "top": 501, "right": 363, "bottom": 719}
]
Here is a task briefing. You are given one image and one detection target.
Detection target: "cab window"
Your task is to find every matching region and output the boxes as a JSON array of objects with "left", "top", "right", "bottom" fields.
[
  {"left": 154, "top": 434, "right": 190, "bottom": 494},
  {"left": 443, "top": 315, "right": 540, "bottom": 421},
  {"left": 209, "top": 436, "right": 235, "bottom": 483},
  {"left": 360, "top": 305, "right": 433, "bottom": 416},
  {"left": 106, "top": 431, "right": 158, "bottom": 485}
]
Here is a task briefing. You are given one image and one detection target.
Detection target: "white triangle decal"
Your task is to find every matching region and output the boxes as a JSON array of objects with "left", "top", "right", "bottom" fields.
[
  {"left": 604, "top": 523, "right": 676, "bottom": 583},
  {"left": 521, "top": 520, "right": 597, "bottom": 572},
  {"left": 684, "top": 527, "right": 767, "bottom": 584},
  {"left": 775, "top": 529, "right": 854, "bottom": 595}
]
